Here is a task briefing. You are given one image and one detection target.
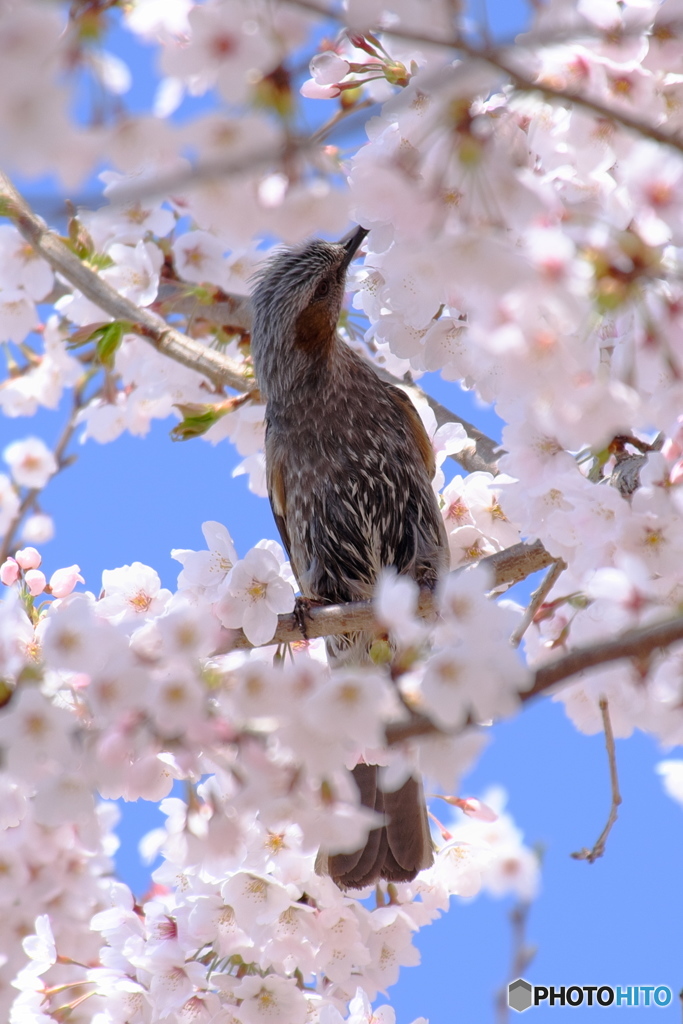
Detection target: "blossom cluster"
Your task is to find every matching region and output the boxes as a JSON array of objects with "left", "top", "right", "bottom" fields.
[{"left": 0, "top": 540, "right": 535, "bottom": 1022}]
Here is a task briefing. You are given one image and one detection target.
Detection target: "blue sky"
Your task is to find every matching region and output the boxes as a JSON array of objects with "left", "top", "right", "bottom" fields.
[{"left": 2, "top": 1, "right": 682, "bottom": 1020}]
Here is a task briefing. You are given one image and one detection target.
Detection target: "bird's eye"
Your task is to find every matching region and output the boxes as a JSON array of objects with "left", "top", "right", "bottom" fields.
[{"left": 314, "top": 279, "right": 330, "bottom": 299}]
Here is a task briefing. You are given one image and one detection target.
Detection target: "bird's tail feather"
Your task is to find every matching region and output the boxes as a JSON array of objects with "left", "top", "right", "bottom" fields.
[{"left": 318, "top": 763, "right": 434, "bottom": 889}]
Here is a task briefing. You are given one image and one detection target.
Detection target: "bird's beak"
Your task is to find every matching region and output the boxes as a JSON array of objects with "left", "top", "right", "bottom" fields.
[{"left": 339, "top": 225, "right": 369, "bottom": 273}]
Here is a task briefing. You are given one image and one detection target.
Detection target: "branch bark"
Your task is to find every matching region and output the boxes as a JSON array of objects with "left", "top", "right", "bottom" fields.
[{"left": 522, "top": 612, "right": 683, "bottom": 701}]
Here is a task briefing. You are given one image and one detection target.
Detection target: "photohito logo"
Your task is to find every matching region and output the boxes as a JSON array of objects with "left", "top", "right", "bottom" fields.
[{"left": 508, "top": 979, "right": 673, "bottom": 1011}]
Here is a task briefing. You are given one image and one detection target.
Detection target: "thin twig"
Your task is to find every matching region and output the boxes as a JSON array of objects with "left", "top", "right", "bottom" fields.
[
  {"left": 0, "top": 384, "right": 86, "bottom": 562},
  {"left": 510, "top": 557, "right": 567, "bottom": 648},
  {"left": 495, "top": 901, "right": 536, "bottom": 1024},
  {"left": 571, "top": 697, "right": 622, "bottom": 863}
]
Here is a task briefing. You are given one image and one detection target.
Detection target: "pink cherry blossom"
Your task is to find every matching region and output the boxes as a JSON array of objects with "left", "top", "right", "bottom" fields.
[
  {"left": 97, "top": 562, "right": 172, "bottom": 624},
  {"left": 300, "top": 79, "right": 342, "bottom": 99},
  {"left": 101, "top": 241, "right": 164, "bottom": 307},
  {"left": 48, "top": 564, "right": 84, "bottom": 598},
  {"left": 233, "top": 974, "right": 307, "bottom": 1024},
  {"left": 24, "top": 569, "right": 46, "bottom": 596},
  {"left": 0, "top": 558, "right": 19, "bottom": 585},
  {"left": 310, "top": 51, "right": 351, "bottom": 86},
  {"left": 14, "top": 546, "right": 41, "bottom": 570},
  {"left": 21, "top": 915, "right": 56, "bottom": 974},
  {"left": 172, "top": 229, "right": 229, "bottom": 287}
]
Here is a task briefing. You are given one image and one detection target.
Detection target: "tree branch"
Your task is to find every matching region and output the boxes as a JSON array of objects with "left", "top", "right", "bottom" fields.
[
  {"left": 373, "top": 368, "right": 502, "bottom": 475},
  {"left": 395, "top": 30, "right": 683, "bottom": 157},
  {"left": 283, "top": 2, "right": 683, "bottom": 158},
  {"left": 471, "top": 46, "right": 683, "bottom": 157},
  {"left": 0, "top": 171, "right": 253, "bottom": 394},
  {"left": 386, "top": 609, "right": 683, "bottom": 745},
  {"left": 522, "top": 612, "right": 683, "bottom": 700}
]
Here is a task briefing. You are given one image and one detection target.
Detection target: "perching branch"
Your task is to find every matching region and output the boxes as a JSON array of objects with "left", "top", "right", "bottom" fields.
[
  {"left": 571, "top": 697, "right": 622, "bottom": 863},
  {"left": 221, "top": 583, "right": 683, "bottom": 745},
  {"left": 217, "top": 539, "right": 555, "bottom": 653}
]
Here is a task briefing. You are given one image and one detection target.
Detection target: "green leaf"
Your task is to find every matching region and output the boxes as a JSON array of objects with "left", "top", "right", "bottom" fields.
[
  {"left": 171, "top": 402, "right": 231, "bottom": 441},
  {"left": 68, "top": 321, "right": 131, "bottom": 368},
  {"left": 68, "top": 321, "right": 111, "bottom": 348},
  {"left": 95, "top": 321, "right": 127, "bottom": 368}
]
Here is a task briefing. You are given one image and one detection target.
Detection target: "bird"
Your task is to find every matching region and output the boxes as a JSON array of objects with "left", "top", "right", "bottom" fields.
[{"left": 250, "top": 225, "right": 449, "bottom": 888}]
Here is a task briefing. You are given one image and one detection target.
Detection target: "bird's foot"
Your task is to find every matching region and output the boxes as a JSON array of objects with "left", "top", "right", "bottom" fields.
[{"left": 293, "top": 596, "right": 323, "bottom": 640}]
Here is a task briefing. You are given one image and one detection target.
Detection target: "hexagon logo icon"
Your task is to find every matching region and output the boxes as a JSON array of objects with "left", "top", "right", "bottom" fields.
[{"left": 508, "top": 978, "right": 533, "bottom": 1012}]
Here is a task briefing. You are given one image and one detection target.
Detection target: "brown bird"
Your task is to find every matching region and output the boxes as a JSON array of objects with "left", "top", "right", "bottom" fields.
[{"left": 250, "top": 226, "right": 448, "bottom": 888}]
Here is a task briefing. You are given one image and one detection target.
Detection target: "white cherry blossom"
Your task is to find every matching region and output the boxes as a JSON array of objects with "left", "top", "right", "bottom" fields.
[
  {"left": 215, "top": 546, "right": 295, "bottom": 646},
  {"left": 3, "top": 437, "right": 57, "bottom": 490}
]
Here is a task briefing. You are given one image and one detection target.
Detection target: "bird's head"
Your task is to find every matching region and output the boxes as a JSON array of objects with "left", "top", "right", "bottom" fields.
[{"left": 250, "top": 226, "right": 368, "bottom": 401}]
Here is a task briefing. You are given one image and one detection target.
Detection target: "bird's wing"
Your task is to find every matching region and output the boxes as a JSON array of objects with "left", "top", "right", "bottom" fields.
[
  {"left": 382, "top": 383, "right": 436, "bottom": 481},
  {"left": 266, "top": 439, "right": 294, "bottom": 565}
]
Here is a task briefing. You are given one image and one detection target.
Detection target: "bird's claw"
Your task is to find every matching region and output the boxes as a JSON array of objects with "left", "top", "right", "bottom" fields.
[{"left": 293, "top": 596, "right": 322, "bottom": 640}]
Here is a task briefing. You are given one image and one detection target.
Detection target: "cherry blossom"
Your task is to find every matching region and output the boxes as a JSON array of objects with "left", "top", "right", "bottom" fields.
[
  {"left": 14, "top": 547, "right": 41, "bottom": 570},
  {"left": 24, "top": 568, "right": 46, "bottom": 597},
  {"left": 215, "top": 545, "right": 295, "bottom": 646},
  {"left": 0, "top": 557, "right": 19, "bottom": 586},
  {"left": 49, "top": 565, "right": 84, "bottom": 599},
  {"left": 173, "top": 520, "right": 238, "bottom": 602},
  {"left": 3, "top": 438, "right": 57, "bottom": 490},
  {"left": 97, "top": 562, "right": 172, "bottom": 625},
  {"left": 20, "top": 513, "right": 53, "bottom": 545}
]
